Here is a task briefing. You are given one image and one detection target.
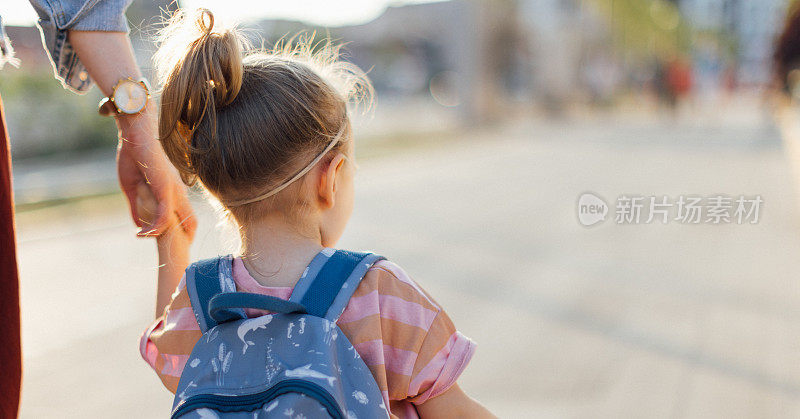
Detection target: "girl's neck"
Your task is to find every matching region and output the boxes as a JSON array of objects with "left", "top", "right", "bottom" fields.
[{"left": 239, "top": 215, "right": 324, "bottom": 288}]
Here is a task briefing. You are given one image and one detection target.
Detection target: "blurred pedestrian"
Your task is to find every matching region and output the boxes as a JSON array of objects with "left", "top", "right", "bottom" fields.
[
  {"left": 666, "top": 55, "right": 694, "bottom": 111},
  {"left": 0, "top": 2, "right": 197, "bottom": 417},
  {"left": 772, "top": 3, "right": 800, "bottom": 215},
  {"left": 774, "top": 2, "right": 800, "bottom": 99}
]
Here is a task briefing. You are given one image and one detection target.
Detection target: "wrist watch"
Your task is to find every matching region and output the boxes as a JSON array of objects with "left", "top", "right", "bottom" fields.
[{"left": 98, "top": 77, "right": 151, "bottom": 117}]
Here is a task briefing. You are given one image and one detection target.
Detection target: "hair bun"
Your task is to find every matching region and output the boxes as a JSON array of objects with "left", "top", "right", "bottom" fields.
[
  {"left": 155, "top": 8, "right": 246, "bottom": 184},
  {"left": 192, "top": 9, "right": 243, "bottom": 110}
]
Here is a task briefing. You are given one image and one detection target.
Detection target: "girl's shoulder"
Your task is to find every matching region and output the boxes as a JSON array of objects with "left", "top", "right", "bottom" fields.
[
  {"left": 342, "top": 257, "right": 451, "bottom": 336},
  {"left": 339, "top": 257, "right": 477, "bottom": 404},
  {"left": 356, "top": 259, "right": 444, "bottom": 313}
]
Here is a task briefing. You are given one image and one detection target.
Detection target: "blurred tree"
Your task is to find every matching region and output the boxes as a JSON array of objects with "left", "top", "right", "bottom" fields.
[
  {"left": 589, "top": 0, "right": 690, "bottom": 59},
  {"left": 0, "top": 70, "right": 116, "bottom": 158},
  {"left": 0, "top": 1, "right": 178, "bottom": 159}
]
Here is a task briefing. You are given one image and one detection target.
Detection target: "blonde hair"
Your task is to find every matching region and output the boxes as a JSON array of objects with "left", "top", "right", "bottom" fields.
[{"left": 154, "top": 8, "right": 372, "bottom": 222}]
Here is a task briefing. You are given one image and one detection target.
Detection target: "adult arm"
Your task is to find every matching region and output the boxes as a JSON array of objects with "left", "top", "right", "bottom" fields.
[
  {"left": 27, "top": 0, "right": 196, "bottom": 236},
  {"left": 68, "top": 31, "right": 196, "bottom": 236}
]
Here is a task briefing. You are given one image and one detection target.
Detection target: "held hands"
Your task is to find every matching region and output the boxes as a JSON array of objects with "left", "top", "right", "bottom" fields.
[
  {"left": 134, "top": 182, "right": 164, "bottom": 230},
  {"left": 135, "top": 181, "right": 191, "bottom": 242},
  {"left": 63, "top": 30, "right": 194, "bottom": 237},
  {"left": 115, "top": 107, "right": 197, "bottom": 239}
]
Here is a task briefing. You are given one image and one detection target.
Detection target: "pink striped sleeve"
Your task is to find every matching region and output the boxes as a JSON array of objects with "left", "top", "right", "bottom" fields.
[
  {"left": 339, "top": 289, "right": 438, "bottom": 330},
  {"left": 140, "top": 319, "right": 162, "bottom": 368},
  {"left": 408, "top": 331, "right": 476, "bottom": 404},
  {"left": 351, "top": 260, "right": 478, "bottom": 406},
  {"left": 138, "top": 275, "right": 203, "bottom": 392},
  {"left": 138, "top": 306, "right": 199, "bottom": 372},
  {"left": 160, "top": 354, "right": 191, "bottom": 377}
]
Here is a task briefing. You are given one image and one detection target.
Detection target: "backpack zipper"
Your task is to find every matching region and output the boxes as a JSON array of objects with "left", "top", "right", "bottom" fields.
[{"left": 171, "top": 379, "right": 344, "bottom": 418}]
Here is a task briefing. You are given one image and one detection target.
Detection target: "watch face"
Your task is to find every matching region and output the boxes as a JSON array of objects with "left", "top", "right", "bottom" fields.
[{"left": 113, "top": 80, "right": 148, "bottom": 114}]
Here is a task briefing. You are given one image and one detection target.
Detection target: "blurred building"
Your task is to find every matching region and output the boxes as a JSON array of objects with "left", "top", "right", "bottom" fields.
[
  {"left": 9, "top": 0, "right": 786, "bottom": 147},
  {"left": 317, "top": 0, "right": 607, "bottom": 119},
  {"left": 252, "top": 1, "right": 511, "bottom": 122},
  {"left": 0, "top": 1, "right": 173, "bottom": 159},
  {"left": 516, "top": 0, "right": 612, "bottom": 108},
  {"left": 678, "top": 0, "right": 788, "bottom": 86},
  {"left": 3, "top": 26, "right": 49, "bottom": 71}
]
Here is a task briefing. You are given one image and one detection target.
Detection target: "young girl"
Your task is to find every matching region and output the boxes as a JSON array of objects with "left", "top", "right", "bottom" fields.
[{"left": 138, "top": 9, "right": 494, "bottom": 418}]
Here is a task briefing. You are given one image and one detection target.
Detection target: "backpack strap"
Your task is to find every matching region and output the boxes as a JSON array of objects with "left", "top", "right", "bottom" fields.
[
  {"left": 290, "top": 249, "right": 385, "bottom": 321},
  {"left": 184, "top": 256, "right": 246, "bottom": 333},
  {"left": 186, "top": 250, "right": 384, "bottom": 329}
]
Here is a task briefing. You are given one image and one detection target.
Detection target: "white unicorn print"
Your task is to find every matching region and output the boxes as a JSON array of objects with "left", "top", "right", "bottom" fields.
[
  {"left": 284, "top": 364, "right": 337, "bottom": 386},
  {"left": 237, "top": 315, "right": 274, "bottom": 354}
]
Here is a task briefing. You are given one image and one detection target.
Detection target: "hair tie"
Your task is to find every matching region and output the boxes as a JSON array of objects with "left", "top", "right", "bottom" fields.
[{"left": 198, "top": 8, "right": 214, "bottom": 36}]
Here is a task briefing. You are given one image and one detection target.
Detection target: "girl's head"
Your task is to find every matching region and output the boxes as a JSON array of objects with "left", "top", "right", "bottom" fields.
[{"left": 155, "top": 9, "right": 372, "bottom": 246}]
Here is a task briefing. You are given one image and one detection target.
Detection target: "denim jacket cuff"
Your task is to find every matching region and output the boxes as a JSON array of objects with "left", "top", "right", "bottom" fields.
[{"left": 32, "top": 0, "right": 133, "bottom": 94}]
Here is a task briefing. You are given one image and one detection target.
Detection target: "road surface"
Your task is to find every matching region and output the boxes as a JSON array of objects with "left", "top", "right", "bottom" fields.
[{"left": 17, "top": 110, "right": 800, "bottom": 418}]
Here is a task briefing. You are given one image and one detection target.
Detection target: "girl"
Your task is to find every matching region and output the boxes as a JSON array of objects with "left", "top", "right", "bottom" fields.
[{"left": 138, "top": 9, "right": 494, "bottom": 418}]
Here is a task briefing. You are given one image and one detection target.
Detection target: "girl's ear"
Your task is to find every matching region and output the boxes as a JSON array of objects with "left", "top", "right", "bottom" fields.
[{"left": 317, "top": 153, "right": 347, "bottom": 209}]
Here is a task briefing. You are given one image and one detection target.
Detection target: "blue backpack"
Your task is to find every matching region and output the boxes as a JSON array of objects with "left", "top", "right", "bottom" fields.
[{"left": 171, "top": 249, "right": 391, "bottom": 419}]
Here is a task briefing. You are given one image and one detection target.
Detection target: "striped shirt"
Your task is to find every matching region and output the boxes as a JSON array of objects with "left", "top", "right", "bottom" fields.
[{"left": 139, "top": 257, "right": 476, "bottom": 418}]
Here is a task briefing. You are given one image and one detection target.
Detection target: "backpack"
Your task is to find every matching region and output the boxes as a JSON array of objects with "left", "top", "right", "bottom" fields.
[{"left": 171, "top": 249, "right": 391, "bottom": 419}]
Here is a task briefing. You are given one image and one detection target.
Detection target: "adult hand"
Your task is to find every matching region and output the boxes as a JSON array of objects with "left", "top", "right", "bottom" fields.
[
  {"left": 65, "top": 30, "right": 197, "bottom": 239},
  {"left": 115, "top": 106, "right": 197, "bottom": 239}
]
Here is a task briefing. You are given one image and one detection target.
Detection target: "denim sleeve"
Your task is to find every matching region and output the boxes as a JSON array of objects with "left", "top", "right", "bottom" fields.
[{"left": 28, "top": 0, "right": 134, "bottom": 93}]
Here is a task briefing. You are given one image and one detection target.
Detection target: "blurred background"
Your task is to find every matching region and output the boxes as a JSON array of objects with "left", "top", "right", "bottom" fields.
[{"left": 5, "top": 0, "right": 800, "bottom": 417}]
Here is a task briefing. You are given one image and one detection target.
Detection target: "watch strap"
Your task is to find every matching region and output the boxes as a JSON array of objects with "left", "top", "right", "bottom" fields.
[{"left": 98, "top": 96, "right": 117, "bottom": 117}]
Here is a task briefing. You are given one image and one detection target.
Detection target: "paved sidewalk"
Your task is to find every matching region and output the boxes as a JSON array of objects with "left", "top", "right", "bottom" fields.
[
  {"left": 17, "top": 113, "right": 800, "bottom": 418},
  {"left": 12, "top": 149, "right": 118, "bottom": 207}
]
